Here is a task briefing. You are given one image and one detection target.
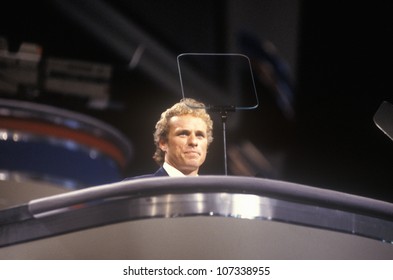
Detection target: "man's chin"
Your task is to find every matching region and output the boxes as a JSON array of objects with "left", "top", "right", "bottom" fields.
[
  {"left": 182, "top": 161, "right": 203, "bottom": 171},
  {"left": 185, "top": 156, "right": 204, "bottom": 164}
]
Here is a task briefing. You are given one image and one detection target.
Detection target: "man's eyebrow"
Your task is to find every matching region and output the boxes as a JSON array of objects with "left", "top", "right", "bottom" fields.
[
  {"left": 174, "top": 129, "right": 206, "bottom": 135},
  {"left": 175, "top": 129, "right": 190, "bottom": 134},
  {"left": 196, "top": 130, "right": 206, "bottom": 135}
]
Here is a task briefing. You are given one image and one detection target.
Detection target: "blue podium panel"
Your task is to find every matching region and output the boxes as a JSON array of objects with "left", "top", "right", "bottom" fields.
[{"left": 0, "top": 98, "right": 132, "bottom": 188}]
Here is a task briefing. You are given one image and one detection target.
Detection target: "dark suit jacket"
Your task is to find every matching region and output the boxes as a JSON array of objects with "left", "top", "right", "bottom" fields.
[{"left": 123, "top": 167, "right": 168, "bottom": 180}]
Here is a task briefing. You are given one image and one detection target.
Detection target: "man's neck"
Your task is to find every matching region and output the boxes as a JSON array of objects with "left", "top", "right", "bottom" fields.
[{"left": 163, "top": 162, "right": 198, "bottom": 177}]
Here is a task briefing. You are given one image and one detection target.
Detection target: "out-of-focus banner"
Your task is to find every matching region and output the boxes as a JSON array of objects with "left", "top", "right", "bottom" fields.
[{"left": 0, "top": 260, "right": 391, "bottom": 279}]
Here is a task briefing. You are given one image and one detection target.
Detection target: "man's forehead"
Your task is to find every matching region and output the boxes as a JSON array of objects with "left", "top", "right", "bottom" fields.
[{"left": 169, "top": 115, "right": 207, "bottom": 129}]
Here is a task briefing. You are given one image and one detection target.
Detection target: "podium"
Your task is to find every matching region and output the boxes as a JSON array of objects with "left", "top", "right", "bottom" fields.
[{"left": 0, "top": 176, "right": 392, "bottom": 259}]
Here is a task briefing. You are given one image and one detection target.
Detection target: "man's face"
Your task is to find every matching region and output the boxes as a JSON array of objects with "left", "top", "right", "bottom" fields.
[{"left": 159, "top": 114, "right": 208, "bottom": 176}]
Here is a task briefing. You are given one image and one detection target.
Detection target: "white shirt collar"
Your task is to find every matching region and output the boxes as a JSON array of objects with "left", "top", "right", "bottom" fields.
[{"left": 163, "top": 162, "right": 198, "bottom": 177}]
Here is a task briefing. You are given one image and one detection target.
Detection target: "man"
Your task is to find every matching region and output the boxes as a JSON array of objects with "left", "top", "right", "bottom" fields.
[{"left": 131, "top": 98, "right": 213, "bottom": 178}]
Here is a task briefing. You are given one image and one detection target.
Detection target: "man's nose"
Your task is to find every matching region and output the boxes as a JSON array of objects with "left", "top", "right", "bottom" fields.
[{"left": 188, "top": 133, "right": 198, "bottom": 146}]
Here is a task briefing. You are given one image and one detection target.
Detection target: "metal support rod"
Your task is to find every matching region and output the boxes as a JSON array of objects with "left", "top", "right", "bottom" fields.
[
  {"left": 221, "top": 111, "right": 229, "bottom": 176},
  {"left": 207, "top": 106, "right": 235, "bottom": 176}
]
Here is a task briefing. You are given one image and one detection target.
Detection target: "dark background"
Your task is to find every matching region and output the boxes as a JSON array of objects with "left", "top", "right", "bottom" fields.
[{"left": 1, "top": 0, "right": 392, "bottom": 202}]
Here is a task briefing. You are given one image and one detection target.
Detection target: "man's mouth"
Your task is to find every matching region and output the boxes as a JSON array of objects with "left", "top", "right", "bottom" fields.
[{"left": 185, "top": 151, "right": 200, "bottom": 156}]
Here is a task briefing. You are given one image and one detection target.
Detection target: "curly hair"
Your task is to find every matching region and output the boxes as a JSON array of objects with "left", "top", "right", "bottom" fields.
[{"left": 153, "top": 98, "right": 213, "bottom": 165}]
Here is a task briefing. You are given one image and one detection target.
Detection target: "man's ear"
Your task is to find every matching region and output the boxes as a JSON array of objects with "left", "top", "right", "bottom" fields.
[{"left": 159, "top": 140, "right": 167, "bottom": 152}]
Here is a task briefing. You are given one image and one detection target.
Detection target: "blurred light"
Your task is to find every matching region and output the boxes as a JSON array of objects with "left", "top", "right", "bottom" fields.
[{"left": 0, "top": 131, "right": 8, "bottom": 141}]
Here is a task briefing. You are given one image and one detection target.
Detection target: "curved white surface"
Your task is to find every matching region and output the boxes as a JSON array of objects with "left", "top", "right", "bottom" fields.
[
  {"left": 0, "top": 176, "right": 392, "bottom": 259},
  {"left": 1, "top": 216, "right": 392, "bottom": 260}
]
